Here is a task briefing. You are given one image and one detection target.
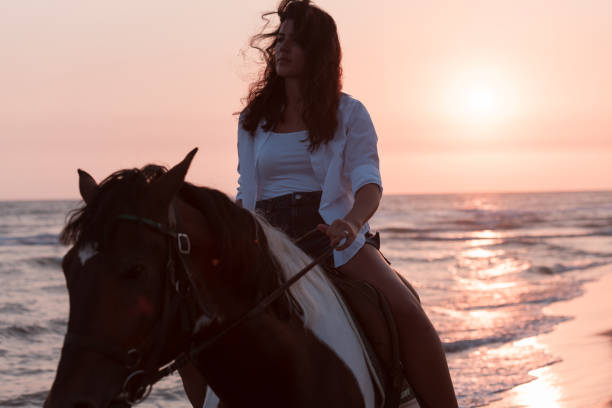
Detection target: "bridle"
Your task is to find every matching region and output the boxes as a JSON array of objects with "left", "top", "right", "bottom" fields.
[
  {"left": 62, "top": 211, "right": 198, "bottom": 405},
  {"left": 62, "top": 206, "right": 334, "bottom": 405}
]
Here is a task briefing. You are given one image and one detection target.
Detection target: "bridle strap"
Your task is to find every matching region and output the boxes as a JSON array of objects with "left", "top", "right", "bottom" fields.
[
  {"left": 63, "top": 332, "right": 138, "bottom": 367},
  {"left": 141, "top": 239, "right": 334, "bottom": 387},
  {"left": 116, "top": 214, "right": 172, "bottom": 236},
  {"left": 166, "top": 204, "right": 214, "bottom": 318},
  {"left": 112, "top": 211, "right": 334, "bottom": 400},
  {"left": 186, "top": 243, "right": 334, "bottom": 356}
]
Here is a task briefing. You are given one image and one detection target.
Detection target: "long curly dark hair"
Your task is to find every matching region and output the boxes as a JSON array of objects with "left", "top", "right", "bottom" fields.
[{"left": 240, "top": 0, "right": 342, "bottom": 151}]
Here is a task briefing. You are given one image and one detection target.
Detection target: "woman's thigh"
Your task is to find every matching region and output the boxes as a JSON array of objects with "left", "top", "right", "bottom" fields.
[{"left": 338, "top": 244, "right": 421, "bottom": 312}]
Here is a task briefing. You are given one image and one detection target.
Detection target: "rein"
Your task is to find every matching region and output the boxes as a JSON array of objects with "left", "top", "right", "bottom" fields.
[{"left": 110, "top": 211, "right": 334, "bottom": 404}]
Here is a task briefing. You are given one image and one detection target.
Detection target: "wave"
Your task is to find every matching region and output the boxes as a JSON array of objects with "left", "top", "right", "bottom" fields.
[
  {"left": 381, "top": 229, "right": 612, "bottom": 244},
  {"left": 443, "top": 335, "right": 518, "bottom": 353},
  {"left": 449, "top": 218, "right": 543, "bottom": 231},
  {"left": 462, "top": 293, "right": 581, "bottom": 311},
  {"left": 445, "top": 208, "right": 546, "bottom": 230},
  {"left": 41, "top": 284, "right": 67, "bottom": 294},
  {"left": 459, "top": 282, "right": 585, "bottom": 312},
  {"left": 535, "top": 242, "right": 612, "bottom": 258},
  {"left": 0, "top": 391, "right": 47, "bottom": 407},
  {"left": 49, "top": 318, "right": 67, "bottom": 335},
  {"left": 0, "top": 303, "right": 30, "bottom": 314},
  {"left": 443, "top": 315, "right": 571, "bottom": 353},
  {"left": 26, "top": 256, "right": 63, "bottom": 268},
  {"left": 378, "top": 216, "right": 612, "bottom": 235},
  {"left": 378, "top": 227, "right": 430, "bottom": 234},
  {"left": 0, "top": 234, "right": 59, "bottom": 247},
  {"left": 382, "top": 233, "right": 472, "bottom": 242},
  {"left": 396, "top": 255, "right": 455, "bottom": 263},
  {"left": 0, "top": 324, "right": 49, "bottom": 340},
  {"left": 527, "top": 261, "right": 612, "bottom": 275},
  {"left": 579, "top": 219, "right": 612, "bottom": 228}
]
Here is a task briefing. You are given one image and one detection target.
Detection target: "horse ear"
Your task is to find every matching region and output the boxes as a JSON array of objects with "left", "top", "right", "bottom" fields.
[
  {"left": 149, "top": 148, "right": 198, "bottom": 209},
  {"left": 78, "top": 169, "right": 98, "bottom": 204}
]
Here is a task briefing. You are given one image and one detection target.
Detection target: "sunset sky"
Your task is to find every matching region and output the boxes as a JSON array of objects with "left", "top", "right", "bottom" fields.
[{"left": 1, "top": 0, "right": 611, "bottom": 200}]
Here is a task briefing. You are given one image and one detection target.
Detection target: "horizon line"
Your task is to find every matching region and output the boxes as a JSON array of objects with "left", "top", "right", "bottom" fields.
[{"left": 2, "top": 188, "right": 611, "bottom": 202}]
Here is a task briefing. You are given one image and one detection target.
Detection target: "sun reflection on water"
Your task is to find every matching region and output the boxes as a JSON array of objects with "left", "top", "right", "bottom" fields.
[
  {"left": 471, "top": 229, "right": 504, "bottom": 240},
  {"left": 455, "top": 235, "right": 530, "bottom": 282},
  {"left": 482, "top": 338, "right": 564, "bottom": 408},
  {"left": 439, "top": 223, "right": 571, "bottom": 406},
  {"left": 467, "top": 309, "right": 504, "bottom": 327},
  {"left": 462, "top": 247, "right": 500, "bottom": 259},
  {"left": 455, "top": 276, "right": 517, "bottom": 291},
  {"left": 510, "top": 338, "right": 562, "bottom": 407},
  {"left": 507, "top": 365, "right": 563, "bottom": 408},
  {"left": 467, "top": 238, "right": 504, "bottom": 247}
]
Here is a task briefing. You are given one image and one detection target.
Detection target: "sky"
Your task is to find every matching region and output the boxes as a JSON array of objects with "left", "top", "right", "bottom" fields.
[{"left": 1, "top": 0, "right": 611, "bottom": 200}]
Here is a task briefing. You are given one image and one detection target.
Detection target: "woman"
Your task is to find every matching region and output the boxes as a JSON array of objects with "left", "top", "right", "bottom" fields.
[{"left": 235, "top": 1, "right": 458, "bottom": 407}]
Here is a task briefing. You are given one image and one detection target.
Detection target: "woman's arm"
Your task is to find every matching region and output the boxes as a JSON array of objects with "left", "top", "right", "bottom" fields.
[
  {"left": 318, "top": 99, "right": 383, "bottom": 250},
  {"left": 345, "top": 183, "right": 382, "bottom": 230},
  {"left": 317, "top": 183, "right": 382, "bottom": 250}
]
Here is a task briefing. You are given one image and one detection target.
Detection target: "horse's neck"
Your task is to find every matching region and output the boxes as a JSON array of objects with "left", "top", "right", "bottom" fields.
[
  {"left": 194, "top": 316, "right": 303, "bottom": 401},
  {"left": 193, "top": 315, "right": 364, "bottom": 408},
  {"left": 171, "top": 195, "right": 364, "bottom": 406}
]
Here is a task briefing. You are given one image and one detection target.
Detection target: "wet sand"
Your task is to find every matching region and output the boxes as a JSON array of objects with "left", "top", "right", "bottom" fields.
[{"left": 486, "top": 264, "right": 612, "bottom": 408}]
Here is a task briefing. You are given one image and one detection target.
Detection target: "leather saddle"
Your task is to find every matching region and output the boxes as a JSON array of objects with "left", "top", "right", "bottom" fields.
[{"left": 325, "top": 268, "right": 420, "bottom": 408}]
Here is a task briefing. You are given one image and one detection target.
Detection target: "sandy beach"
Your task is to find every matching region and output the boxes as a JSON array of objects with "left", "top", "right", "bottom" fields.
[{"left": 486, "top": 264, "right": 612, "bottom": 408}]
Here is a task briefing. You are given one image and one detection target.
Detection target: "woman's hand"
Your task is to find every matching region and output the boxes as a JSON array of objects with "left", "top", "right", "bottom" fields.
[
  {"left": 317, "top": 183, "right": 382, "bottom": 251},
  {"left": 317, "top": 218, "right": 360, "bottom": 250}
]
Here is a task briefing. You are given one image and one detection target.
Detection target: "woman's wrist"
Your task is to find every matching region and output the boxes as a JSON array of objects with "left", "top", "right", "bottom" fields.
[{"left": 343, "top": 215, "right": 363, "bottom": 231}]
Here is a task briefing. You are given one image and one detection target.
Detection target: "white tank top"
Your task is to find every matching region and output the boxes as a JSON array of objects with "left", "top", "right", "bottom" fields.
[{"left": 257, "top": 130, "right": 321, "bottom": 200}]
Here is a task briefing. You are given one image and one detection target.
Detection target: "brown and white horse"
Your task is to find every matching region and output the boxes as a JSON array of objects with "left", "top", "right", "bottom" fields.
[{"left": 45, "top": 149, "right": 376, "bottom": 408}]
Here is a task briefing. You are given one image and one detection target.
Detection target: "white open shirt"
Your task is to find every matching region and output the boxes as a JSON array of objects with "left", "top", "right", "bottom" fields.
[{"left": 236, "top": 93, "right": 383, "bottom": 267}]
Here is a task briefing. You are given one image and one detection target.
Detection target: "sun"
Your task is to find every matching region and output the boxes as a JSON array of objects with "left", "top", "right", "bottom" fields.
[
  {"left": 466, "top": 87, "right": 496, "bottom": 118},
  {"left": 441, "top": 67, "right": 519, "bottom": 126}
]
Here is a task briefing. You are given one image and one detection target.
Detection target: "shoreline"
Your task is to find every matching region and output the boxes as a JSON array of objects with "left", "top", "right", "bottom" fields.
[{"left": 486, "top": 264, "right": 612, "bottom": 408}]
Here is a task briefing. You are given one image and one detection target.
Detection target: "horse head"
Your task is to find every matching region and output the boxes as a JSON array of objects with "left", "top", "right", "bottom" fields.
[{"left": 45, "top": 149, "right": 199, "bottom": 408}]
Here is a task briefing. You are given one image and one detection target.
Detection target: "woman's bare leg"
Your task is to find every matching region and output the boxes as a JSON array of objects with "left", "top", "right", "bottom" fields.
[
  {"left": 178, "top": 362, "right": 207, "bottom": 408},
  {"left": 338, "top": 244, "right": 458, "bottom": 408}
]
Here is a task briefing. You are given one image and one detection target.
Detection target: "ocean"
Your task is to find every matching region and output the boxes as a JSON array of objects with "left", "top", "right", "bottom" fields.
[{"left": 1, "top": 191, "right": 612, "bottom": 407}]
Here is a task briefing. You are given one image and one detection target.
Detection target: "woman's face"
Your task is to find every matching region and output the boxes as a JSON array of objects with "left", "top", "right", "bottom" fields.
[{"left": 274, "top": 19, "right": 305, "bottom": 78}]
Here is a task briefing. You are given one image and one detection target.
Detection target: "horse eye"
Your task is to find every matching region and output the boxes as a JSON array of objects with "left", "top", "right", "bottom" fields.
[{"left": 121, "top": 264, "right": 146, "bottom": 280}]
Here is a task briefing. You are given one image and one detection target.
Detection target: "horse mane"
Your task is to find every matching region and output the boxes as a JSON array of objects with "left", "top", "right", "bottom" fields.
[
  {"left": 60, "top": 165, "right": 168, "bottom": 247},
  {"left": 180, "top": 185, "right": 331, "bottom": 327},
  {"left": 253, "top": 214, "right": 331, "bottom": 328},
  {"left": 177, "top": 184, "right": 302, "bottom": 321}
]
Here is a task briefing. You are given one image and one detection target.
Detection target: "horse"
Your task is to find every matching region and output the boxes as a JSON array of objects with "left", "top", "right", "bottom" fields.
[{"left": 45, "top": 149, "right": 385, "bottom": 408}]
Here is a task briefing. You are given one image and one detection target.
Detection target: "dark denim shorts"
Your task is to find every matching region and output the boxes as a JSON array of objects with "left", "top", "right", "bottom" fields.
[{"left": 255, "top": 191, "right": 381, "bottom": 265}]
